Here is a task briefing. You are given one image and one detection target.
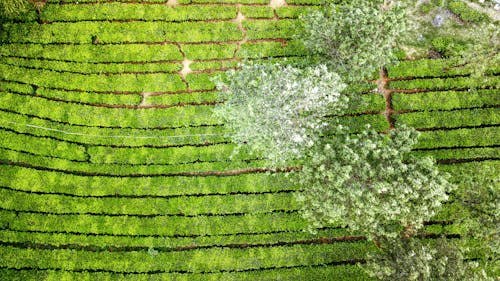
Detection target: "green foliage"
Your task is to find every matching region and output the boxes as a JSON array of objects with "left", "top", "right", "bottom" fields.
[
  {"left": 144, "top": 91, "right": 220, "bottom": 106},
  {"left": 298, "top": 0, "right": 412, "bottom": 82},
  {"left": 386, "top": 58, "right": 500, "bottom": 78},
  {"left": 394, "top": 108, "right": 500, "bottom": 129},
  {"left": 243, "top": 19, "right": 299, "bottom": 40},
  {"left": 392, "top": 89, "right": 499, "bottom": 111},
  {"left": 456, "top": 23, "right": 500, "bottom": 78},
  {"left": 0, "top": 242, "right": 371, "bottom": 273},
  {"left": 0, "top": 129, "right": 88, "bottom": 161},
  {"left": 0, "top": 188, "right": 298, "bottom": 215},
  {"left": 238, "top": 41, "right": 307, "bottom": 59},
  {"left": 363, "top": 238, "right": 492, "bottom": 280},
  {"left": 410, "top": 1, "right": 499, "bottom": 77},
  {"left": 213, "top": 62, "right": 347, "bottom": 166},
  {"left": 451, "top": 166, "right": 499, "bottom": 273},
  {"left": 0, "top": 147, "right": 275, "bottom": 175},
  {"left": 186, "top": 73, "right": 218, "bottom": 91},
  {"left": 413, "top": 147, "right": 500, "bottom": 161},
  {"left": 182, "top": 44, "right": 237, "bottom": 60},
  {"left": 1, "top": 57, "right": 183, "bottom": 75},
  {"left": 0, "top": 92, "right": 220, "bottom": 128},
  {"left": 240, "top": 6, "right": 274, "bottom": 19},
  {"left": 276, "top": 6, "right": 320, "bottom": 19},
  {"left": 447, "top": 1, "right": 489, "bottom": 23},
  {"left": 40, "top": 4, "right": 237, "bottom": 21},
  {"left": 0, "top": 43, "right": 183, "bottom": 62},
  {"left": 0, "top": 0, "right": 31, "bottom": 18},
  {"left": 0, "top": 64, "right": 187, "bottom": 92},
  {"left": 0, "top": 209, "right": 311, "bottom": 236},
  {"left": 0, "top": 109, "right": 228, "bottom": 147},
  {"left": 416, "top": 127, "right": 500, "bottom": 149},
  {"left": 0, "top": 266, "right": 372, "bottom": 281},
  {"left": 34, "top": 88, "right": 143, "bottom": 106},
  {"left": 295, "top": 126, "right": 453, "bottom": 239},
  {"left": 388, "top": 75, "right": 500, "bottom": 90},
  {"left": 87, "top": 143, "right": 254, "bottom": 165},
  {"left": 0, "top": 164, "right": 297, "bottom": 196},
  {"left": 0, "top": 21, "right": 243, "bottom": 44}
]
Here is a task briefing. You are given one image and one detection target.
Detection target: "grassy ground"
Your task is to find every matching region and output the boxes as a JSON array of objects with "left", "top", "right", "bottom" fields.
[{"left": 0, "top": 1, "right": 498, "bottom": 280}]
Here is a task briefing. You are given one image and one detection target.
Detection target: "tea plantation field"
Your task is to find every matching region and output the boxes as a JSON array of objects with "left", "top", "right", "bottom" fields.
[{"left": 0, "top": 1, "right": 498, "bottom": 280}]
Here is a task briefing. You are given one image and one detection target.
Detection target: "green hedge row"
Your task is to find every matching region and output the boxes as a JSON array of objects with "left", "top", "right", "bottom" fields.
[
  {"left": 87, "top": 143, "right": 255, "bottom": 165},
  {"left": 392, "top": 89, "right": 499, "bottom": 111},
  {"left": 178, "top": 0, "right": 268, "bottom": 4},
  {"left": 0, "top": 227, "right": 348, "bottom": 250},
  {"left": 0, "top": 110, "right": 228, "bottom": 147},
  {"left": 412, "top": 147, "right": 500, "bottom": 161},
  {"left": 186, "top": 73, "right": 218, "bottom": 91},
  {"left": 0, "top": 165, "right": 296, "bottom": 197},
  {"left": 0, "top": 265, "right": 372, "bottom": 281},
  {"left": 40, "top": 4, "right": 237, "bottom": 22},
  {"left": 0, "top": 223, "right": 451, "bottom": 252},
  {"left": 189, "top": 61, "right": 239, "bottom": 71},
  {"left": 347, "top": 93, "right": 385, "bottom": 113},
  {"left": 285, "top": 0, "right": 322, "bottom": 4},
  {"left": 0, "top": 92, "right": 220, "bottom": 128},
  {"left": 447, "top": 0, "right": 489, "bottom": 23},
  {"left": 0, "top": 148, "right": 275, "bottom": 176},
  {"left": 238, "top": 40, "right": 307, "bottom": 58},
  {"left": 0, "top": 129, "right": 87, "bottom": 161},
  {"left": 1, "top": 57, "right": 183, "bottom": 74},
  {"left": 144, "top": 91, "right": 220, "bottom": 106},
  {"left": 0, "top": 81, "right": 33, "bottom": 94},
  {"left": 335, "top": 114, "right": 389, "bottom": 133},
  {"left": 276, "top": 6, "right": 320, "bottom": 18},
  {"left": 0, "top": 210, "right": 311, "bottom": 236},
  {"left": 0, "top": 242, "right": 370, "bottom": 273},
  {"left": 243, "top": 19, "right": 299, "bottom": 40},
  {"left": 439, "top": 160, "right": 499, "bottom": 187},
  {"left": 1, "top": 64, "right": 186, "bottom": 93},
  {"left": 0, "top": 188, "right": 298, "bottom": 216},
  {"left": 416, "top": 127, "right": 500, "bottom": 149},
  {"left": 1, "top": 21, "right": 243, "bottom": 44},
  {"left": 47, "top": 0, "right": 169, "bottom": 3},
  {"left": 182, "top": 44, "right": 237, "bottom": 60},
  {"left": 0, "top": 43, "right": 183, "bottom": 63},
  {"left": 388, "top": 75, "right": 500, "bottom": 90},
  {"left": 34, "top": 88, "right": 143, "bottom": 106},
  {"left": 386, "top": 59, "right": 499, "bottom": 78},
  {"left": 241, "top": 6, "right": 275, "bottom": 19},
  {"left": 393, "top": 108, "right": 500, "bottom": 129}
]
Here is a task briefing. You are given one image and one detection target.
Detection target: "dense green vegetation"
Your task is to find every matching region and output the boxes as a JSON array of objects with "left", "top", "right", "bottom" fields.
[{"left": 0, "top": 0, "right": 498, "bottom": 280}]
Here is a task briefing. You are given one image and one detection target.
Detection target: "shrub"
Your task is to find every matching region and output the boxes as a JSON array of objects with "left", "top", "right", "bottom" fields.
[
  {"left": 298, "top": 0, "right": 412, "bottom": 82},
  {"left": 363, "top": 237, "right": 493, "bottom": 281},
  {"left": 212, "top": 62, "right": 348, "bottom": 166},
  {"left": 295, "top": 125, "right": 453, "bottom": 240},
  {"left": 0, "top": 0, "right": 31, "bottom": 18}
]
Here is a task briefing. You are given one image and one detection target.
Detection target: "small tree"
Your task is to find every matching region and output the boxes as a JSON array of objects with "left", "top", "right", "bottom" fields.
[
  {"left": 213, "top": 62, "right": 348, "bottom": 166},
  {"left": 451, "top": 165, "right": 499, "bottom": 275},
  {"left": 298, "top": 0, "right": 413, "bottom": 82},
  {"left": 295, "top": 125, "right": 453, "bottom": 240},
  {"left": 364, "top": 237, "right": 493, "bottom": 281},
  {"left": 0, "top": 0, "right": 31, "bottom": 18}
]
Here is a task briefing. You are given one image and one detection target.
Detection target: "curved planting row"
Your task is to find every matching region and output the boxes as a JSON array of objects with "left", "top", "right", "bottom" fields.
[{"left": 0, "top": 1, "right": 498, "bottom": 280}]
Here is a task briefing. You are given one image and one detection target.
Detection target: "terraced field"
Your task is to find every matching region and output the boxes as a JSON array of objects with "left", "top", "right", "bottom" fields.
[{"left": 0, "top": 1, "right": 498, "bottom": 280}]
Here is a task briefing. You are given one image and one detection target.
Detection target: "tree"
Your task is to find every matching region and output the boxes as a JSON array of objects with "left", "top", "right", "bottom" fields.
[
  {"left": 0, "top": 0, "right": 31, "bottom": 18},
  {"left": 295, "top": 125, "right": 453, "bottom": 240},
  {"left": 363, "top": 237, "right": 493, "bottom": 281},
  {"left": 213, "top": 62, "right": 348, "bottom": 166},
  {"left": 450, "top": 165, "right": 499, "bottom": 275},
  {"left": 298, "top": 0, "right": 413, "bottom": 82}
]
